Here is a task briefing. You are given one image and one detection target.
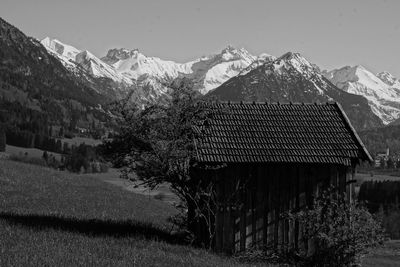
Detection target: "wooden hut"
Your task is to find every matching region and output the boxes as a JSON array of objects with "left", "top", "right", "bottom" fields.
[{"left": 192, "top": 101, "right": 372, "bottom": 253}]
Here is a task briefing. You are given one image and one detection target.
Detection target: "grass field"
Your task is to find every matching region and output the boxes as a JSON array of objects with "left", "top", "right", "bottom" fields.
[
  {"left": 92, "top": 168, "right": 180, "bottom": 205},
  {"left": 0, "top": 160, "right": 256, "bottom": 266},
  {"left": 0, "top": 160, "right": 398, "bottom": 266}
]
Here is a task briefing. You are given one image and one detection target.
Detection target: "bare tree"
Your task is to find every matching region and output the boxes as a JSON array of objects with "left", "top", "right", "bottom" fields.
[{"left": 101, "top": 78, "right": 220, "bottom": 247}]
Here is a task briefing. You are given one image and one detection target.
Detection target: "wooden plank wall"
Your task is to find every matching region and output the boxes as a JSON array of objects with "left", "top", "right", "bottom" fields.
[{"left": 214, "top": 163, "right": 353, "bottom": 254}]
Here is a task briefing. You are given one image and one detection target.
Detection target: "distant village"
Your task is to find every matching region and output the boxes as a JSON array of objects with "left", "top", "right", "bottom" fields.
[{"left": 374, "top": 148, "right": 400, "bottom": 169}]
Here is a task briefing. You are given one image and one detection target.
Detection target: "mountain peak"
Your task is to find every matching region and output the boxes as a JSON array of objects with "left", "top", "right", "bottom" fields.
[
  {"left": 238, "top": 53, "right": 276, "bottom": 76},
  {"left": 217, "top": 45, "right": 254, "bottom": 62},
  {"left": 40, "top": 37, "right": 81, "bottom": 63},
  {"left": 104, "top": 48, "right": 140, "bottom": 61},
  {"left": 222, "top": 44, "right": 236, "bottom": 52},
  {"left": 377, "top": 71, "right": 398, "bottom": 86},
  {"left": 258, "top": 52, "right": 275, "bottom": 60},
  {"left": 354, "top": 64, "right": 368, "bottom": 71},
  {"left": 278, "top": 52, "right": 307, "bottom": 62},
  {"left": 279, "top": 51, "right": 297, "bottom": 59},
  {"left": 41, "top": 37, "right": 68, "bottom": 47},
  {"left": 274, "top": 52, "right": 317, "bottom": 74},
  {"left": 41, "top": 36, "right": 51, "bottom": 44},
  {"left": 220, "top": 45, "right": 248, "bottom": 55},
  {"left": 77, "top": 50, "right": 93, "bottom": 58}
]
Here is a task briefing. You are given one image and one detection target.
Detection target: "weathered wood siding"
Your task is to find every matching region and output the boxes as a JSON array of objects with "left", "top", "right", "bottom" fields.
[{"left": 213, "top": 163, "right": 353, "bottom": 254}]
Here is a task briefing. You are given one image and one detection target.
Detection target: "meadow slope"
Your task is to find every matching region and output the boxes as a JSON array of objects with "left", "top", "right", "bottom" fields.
[
  {"left": 0, "top": 160, "right": 254, "bottom": 267},
  {"left": 0, "top": 160, "right": 398, "bottom": 266}
]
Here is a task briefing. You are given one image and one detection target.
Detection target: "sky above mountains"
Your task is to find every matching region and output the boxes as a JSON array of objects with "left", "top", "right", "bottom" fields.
[{"left": 2, "top": 0, "right": 400, "bottom": 77}]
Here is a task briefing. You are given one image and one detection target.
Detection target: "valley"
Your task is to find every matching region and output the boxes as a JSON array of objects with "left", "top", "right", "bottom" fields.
[{"left": 1, "top": 1, "right": 400, "bottom": 266}]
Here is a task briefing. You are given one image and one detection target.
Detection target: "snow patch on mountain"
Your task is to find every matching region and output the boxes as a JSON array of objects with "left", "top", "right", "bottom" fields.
[
  {"left": 377, "top": 71, "right": 400, "bottom": 87},
  {"left": 324, "top": 66, "right": 400, "bottom": 124},
  {"left": 278, "top": 52, "right": 316, "bottom": 74},
  {"left": 41, "top": 37, "right": 80, "bottom": 61},
  {"left": 40, "top": 37, "right": 80, "bottom": 68},
  {"left": 239, "top": 53, "right": 276, "bottom": 76},
  {"left": 101, "top": 48, "right": 195, "bottom": 80},
  {"left": 75, "top": 50, "right": 131, "bottom": 83},
  {"left": 193, "top": 46, "right": 258, "bottom": 94}
]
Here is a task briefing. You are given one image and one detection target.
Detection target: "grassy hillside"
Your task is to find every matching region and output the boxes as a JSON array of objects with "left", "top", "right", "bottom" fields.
[
  {"left": 0, "top": 160, "right": 398, "bottom": 266},
  {"left": 0, "top": 160, "right": 252, "bottom": 266}
]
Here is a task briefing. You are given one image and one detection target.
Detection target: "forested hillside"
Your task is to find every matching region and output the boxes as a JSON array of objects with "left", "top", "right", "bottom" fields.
[{"left": 0, "top": 17, "right": 114, "bottom": 146}]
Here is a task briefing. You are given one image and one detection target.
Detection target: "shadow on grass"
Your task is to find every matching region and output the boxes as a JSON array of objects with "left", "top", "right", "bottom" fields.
[{"left": 0, "top": 211, "right": 186, "bottom": 245}]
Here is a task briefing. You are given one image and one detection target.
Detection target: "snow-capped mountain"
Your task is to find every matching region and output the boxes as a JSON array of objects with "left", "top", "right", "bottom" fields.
[
  {"left": 41, "top": 37, "right": 131, "bottom": 84},
  {"left": 41, "top": 37, "right": 80, "bottom": 64},
  {"left": 323, "top": 66, "right": 400, "bottom": 124},
  {"left": 101, "top": 45, "right": 266, "bottom": 94},
  {"left": 41, "top": 37, "right": 269, "bottom": 96},
  {"left": 211, "top": 52, "right": 336, "bottom": 100},
  {"left": 74, "top": 50, "right": 132, "bottom": 83},
  {"left": 101, "top": 48, "right": 194, "bottom": 80},
  {"left": 208, "top": 52, "right": 383, "bottom": 130},
  {"left": 188, "top": 46, "right": 262, "bottom": 94},
  {"left": 238, "top": 52, "right": 276, "bottom": 76},
  {"left": 40, "top": 36, "right": 393, "bottom": 129}
]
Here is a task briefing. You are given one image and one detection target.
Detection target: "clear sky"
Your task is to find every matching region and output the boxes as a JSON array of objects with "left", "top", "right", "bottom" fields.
[{"left": 2, "top": 0, "right": 400, "bottom": 77}]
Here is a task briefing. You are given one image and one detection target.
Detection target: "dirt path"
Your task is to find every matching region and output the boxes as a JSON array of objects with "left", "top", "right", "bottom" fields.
[{"left": 87, "top": 168, "right": 179, "bottom": 205}]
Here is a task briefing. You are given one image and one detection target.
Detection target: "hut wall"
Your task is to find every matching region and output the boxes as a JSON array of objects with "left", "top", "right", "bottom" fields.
[{"left": 213, "top": 163, "right": 353, "bottom": 254}]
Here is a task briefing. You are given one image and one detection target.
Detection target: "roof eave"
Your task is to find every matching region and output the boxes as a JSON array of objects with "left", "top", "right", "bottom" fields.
[{"left": 335, "top": 102, "right": 373, "bottom": 163}]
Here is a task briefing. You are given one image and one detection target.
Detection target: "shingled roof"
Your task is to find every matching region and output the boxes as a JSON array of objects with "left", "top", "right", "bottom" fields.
[{"left": 193, "top": 102, "right": 372, "bottom": 166}]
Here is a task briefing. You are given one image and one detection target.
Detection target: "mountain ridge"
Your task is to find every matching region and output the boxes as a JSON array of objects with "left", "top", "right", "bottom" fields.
[
  {"left": 42, "top": 36, "right": 400, "bottom": 127},
  {"left": 2, "top": 16, "right": 398, "bottom": 131},
  {"left": 208, "top": 52, "right": 383, "bottom": 131},
  {"left": 41, "top": 36, "right": 273, "bottom": 96}
]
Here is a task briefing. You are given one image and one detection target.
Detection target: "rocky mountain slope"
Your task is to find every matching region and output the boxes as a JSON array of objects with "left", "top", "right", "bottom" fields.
[
  {"left": 323, "top": 66, "right": 400, "bottom": 125},
  {"left": 208, "top": 52, "right": 383, "bottom": 131}
]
